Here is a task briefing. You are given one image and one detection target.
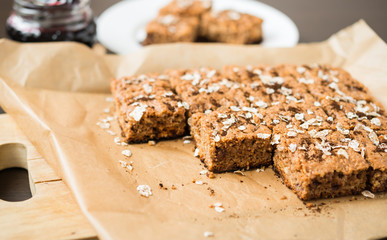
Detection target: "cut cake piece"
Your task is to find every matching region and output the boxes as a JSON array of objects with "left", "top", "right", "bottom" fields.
[
  {"left": 190, "top": 106, "right": 272, "bottom": 172},
  {"left": 199, "top": 10, "right": 263, "bottom": 44},
  {"left": 143, "top": 14, "right": 199, "bottom": 45},
  {"left": 111, "top": 74, "right": 187, "bottom": 143},
  {"left": 273, "top": 130, "right": 370, "bottom": 200}
]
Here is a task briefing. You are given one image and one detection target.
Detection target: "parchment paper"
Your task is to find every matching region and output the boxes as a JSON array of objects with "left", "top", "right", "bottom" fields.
[{"left": 1, "top": 20, "right": 387, "bottom": 240}]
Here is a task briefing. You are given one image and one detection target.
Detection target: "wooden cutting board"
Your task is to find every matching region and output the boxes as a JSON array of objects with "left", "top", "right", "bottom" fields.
[{"left": 0, "top": 114, "right": 98, "bottom": 240}]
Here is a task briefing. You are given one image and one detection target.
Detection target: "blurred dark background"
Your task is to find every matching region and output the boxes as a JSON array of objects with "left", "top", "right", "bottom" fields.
[{"left": 0, "top": 0, "right": 387, "bottom": 114}]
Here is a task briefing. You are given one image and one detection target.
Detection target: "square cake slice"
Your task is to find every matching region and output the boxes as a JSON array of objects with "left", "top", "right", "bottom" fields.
[
  {"left": 199, "top": 10, "right": 263, "bottom": 44},
  {"left": 111, "top": 74, "right": 187, "bottom": 143},
  {"left": 189, "top": 106, "right": 272, "bottom": 172},
  {"left": 143, "top": 14, "right": 199, "bottom": 46},
  {"left": 273, "top": 130, "right": 369, "bottom": 200}
]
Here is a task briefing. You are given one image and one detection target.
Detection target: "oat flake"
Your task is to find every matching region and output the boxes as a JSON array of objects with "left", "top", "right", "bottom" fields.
[
  {"left": 368, "top": 131, "right": 379, "bottom": 146},
  {"left": 257, "top": 133, "right": 271, "bottom": 139},
  {"left": 194, "top": 148, "right": 200, "bottom": 157},
  {"left": 288, "top": 143, "right": 297, "bottom": 153},
  {"left": 204, "top": 231, "right": 214, "bottom": 238},
  {"left": 214, "top": 135, "right": 221, "bottom": 142},
  {"left": 362, "top": 190, "right": 375, "bottom": 199},
  {"left": 337, "top": 149, "right": 349, "bottom": 159},
  {"left": 238, "top": 126, "right": 246, "bottom": 131},
  {"left": 122, "top": 150, "right": 132, "bottom": 157},
  {"left": 371, "top": 118, "right": 381, "bottom": 126},
  {"left": 137, "top": 185, "right": 152, "bottom": 197},
  {"left": 287, "top": 131, "right": 297, "bottom": 137}
]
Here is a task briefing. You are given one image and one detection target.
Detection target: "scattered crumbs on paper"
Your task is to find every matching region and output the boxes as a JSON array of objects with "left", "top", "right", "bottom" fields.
[
  {"left": 206, "top": 172, "right": 215, "bottom": 179},
  {"left": 215, "top": 206, "right": 225, "bottom": 213},
  {"left": 119, "top": 160, "right": 133, "bottom": 171},
  {"left": 195, "top": 180, "right": 203, "bottom": 185},
  {"left": 122, "top": 149, "right": 132, "bottom": 157},
  {"left": 96, "top": 121, "right": 110, "bottom": 129},
  {"left": 114, "top": 137, "right": 121, "bottom": 145},
  {"left": 204, "top": 231, "right": 214, "bottom": 238},
  {"left": 233, "top": 170, "right": 245, "bottom": 176},
  {"left": 137, "top": 185, "right": 152, "bottom": 197},
  {"left": 256, "top": 167, "right": 265, "bottom": 172},
  {"left": 106, "top": 130, "right": 116, "bottom": 136},
  {"left": 148, "top": 140, "right": 156, "bottom": 146},
  {"left": 362, "top": 190, "right": 375, "bottom": 199},
  {"left": 200, "top": 170, "right": 208, "bottom": 175},
  {"left": 210, "top": 202, "right": 225, "bottom": 213}
]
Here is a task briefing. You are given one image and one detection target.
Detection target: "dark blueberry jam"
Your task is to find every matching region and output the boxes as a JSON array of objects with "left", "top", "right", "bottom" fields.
[{"left": 6, "top": 0, "right": 96, "bottom": 47}]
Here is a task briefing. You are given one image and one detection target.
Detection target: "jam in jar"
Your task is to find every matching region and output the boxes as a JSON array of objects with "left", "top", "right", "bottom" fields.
[{"left": 6, "top": 0, "right": 96, "bottom": 47}]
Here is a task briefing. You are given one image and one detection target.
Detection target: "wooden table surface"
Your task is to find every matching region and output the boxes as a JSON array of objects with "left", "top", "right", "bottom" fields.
[{"left": 0, "top": 0, "right": 386, "bottom": 224}]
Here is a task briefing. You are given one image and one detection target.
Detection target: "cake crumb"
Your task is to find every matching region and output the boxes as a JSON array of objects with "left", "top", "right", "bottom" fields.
[
  {"left": 148, "top": 140, "right": 156, "bottom": 146},
  {"left": 206, "top": 171, "right": 216, "bottom": 179},
  {"left": 280, "top": 195, "right": 288, "bottom": 200},
  {"left": 306, "top": 203, "right": 316, "bottom": 209},
  {"left": 207, "top": 187, "right": 215, "bottom": 196}
]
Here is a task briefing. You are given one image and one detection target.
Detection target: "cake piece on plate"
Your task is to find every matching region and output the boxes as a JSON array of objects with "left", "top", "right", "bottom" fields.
[
  {"left": 143, "top": 14, "right": 199, "bottom": 45},
  {"left": 200, "top": 10, "right": 263, "bottom": 44}
]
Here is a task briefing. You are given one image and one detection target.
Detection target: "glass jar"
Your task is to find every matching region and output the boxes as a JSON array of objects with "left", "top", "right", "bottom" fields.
[{"left": 6, "top": 0, "right": 96, "bottom": 47}]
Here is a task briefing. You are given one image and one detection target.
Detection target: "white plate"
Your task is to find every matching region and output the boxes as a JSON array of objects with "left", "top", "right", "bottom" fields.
[{"left": 97, "top": 0, "right": 299, "bottom": 54}]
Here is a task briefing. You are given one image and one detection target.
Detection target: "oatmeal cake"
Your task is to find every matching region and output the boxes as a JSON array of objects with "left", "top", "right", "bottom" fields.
[
  {"left": 111, "top": 63, "right": 387, "bottom": 200},
  {"left": 190, "top": 107, "right": 272, "bottom": 172},
  {"left": 111, "top": 74, "right": 187, "bottom": 143},
  {"left": 159, "top": 0, "right": 212, "bottom": 17},
  {"left": 143, "top": 14, "right": 199, "bottom": 46},
  {"left": 199, "top": 10, "right": 263, "bottom": 44}
]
